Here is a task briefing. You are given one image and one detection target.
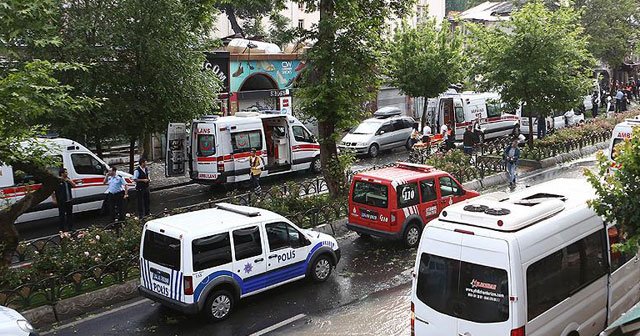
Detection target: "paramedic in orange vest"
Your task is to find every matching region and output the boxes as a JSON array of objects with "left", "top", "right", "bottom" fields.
[{"left": 249, "top": 149, "right": 263, "bottom": 193}]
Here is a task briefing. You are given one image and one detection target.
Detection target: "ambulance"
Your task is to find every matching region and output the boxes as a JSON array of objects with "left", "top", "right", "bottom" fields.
[
  {"left": 422, "top": 90, "right": 520, "bottom": 143},
  {"left": 0, "top": 138, "right": 134, "bottom": 224},
  {"left": 608, "top": 116, "right": 640, "bottom": 163},
  {"left": 166, "top": 111, "right": 321, "bottom": 185}
]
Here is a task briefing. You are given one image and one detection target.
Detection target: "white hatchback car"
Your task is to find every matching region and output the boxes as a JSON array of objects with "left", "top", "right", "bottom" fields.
[{"left": 0, "top": 306, "right": 38, "bottom": 336}]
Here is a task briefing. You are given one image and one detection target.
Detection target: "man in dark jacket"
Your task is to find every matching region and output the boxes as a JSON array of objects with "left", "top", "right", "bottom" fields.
[
  {"left": 462, "top": 126, "right": 475, "bottom": 155},
  {"left": 52, "top": 167, "right": 77, "bottom": 231},
  {"left": 503, "top": 139, "right": 521, "bottom": 188},
  {"left": 133, "top": 158, "right": 151, "bottom": 218}
]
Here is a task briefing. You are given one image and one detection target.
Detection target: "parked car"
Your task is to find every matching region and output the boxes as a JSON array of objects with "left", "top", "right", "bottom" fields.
[
  {"left": 339, "top": 107, "right": 415, "bottom": 158},
  {"left": 138, "top": 203, "right": 340, "bottom": 322},
  {"left": 411, "top": 178, "right": 640, "bottom": 336},
  {"left": 0, "top": 305, "right": 38, "bottom": 336},
  {"left": 346, "top": 162, "right": 479, "bottom": 247}
]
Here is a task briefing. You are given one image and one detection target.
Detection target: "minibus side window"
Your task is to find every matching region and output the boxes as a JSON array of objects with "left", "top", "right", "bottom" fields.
[
  {"left": 265, "top": 222, "right": 305, "bottom": 251},
  {"left": 231, "top": 130, "right": 263, "bottom": 154},
  {"left": 192, "top": 233, "right": 232, "bottom": 271},
  {"left": 233, "top": 226, "right": 262, "bottom": 260},
  {"left": 292, "top": 126, "right": 314, "bottom": 143},
  {"left": 526, "top": 230, "right": 608, "bottom": 321},
  {"left": 420, "top": 179, "right": 437, "bottom": 202},
  {"left": 439, "top": 176, "right": 461, "bottom": 197}
]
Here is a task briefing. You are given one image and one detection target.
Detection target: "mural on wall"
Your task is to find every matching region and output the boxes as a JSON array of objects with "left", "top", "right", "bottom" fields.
[{"left": 230, "top": 59, "right": 306, "bottom": 92}]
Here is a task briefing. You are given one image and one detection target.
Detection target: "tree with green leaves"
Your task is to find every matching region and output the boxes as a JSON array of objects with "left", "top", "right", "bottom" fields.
[
  {"left": 386, "top": 19, "right": 466, "bottom": 131},
  {"left": 57, "top": 0, "right": 221, "bottom": 172},
  {"left": 586, "top": 127, "right": 640, "bottom": 252},
  {"left": 296, "top": 0, "right": 414, "bottom": 196},
  {"left": 468, "top": 1, "right": 594, "bottom": 147},
  {"left": 213, "top": 0, "right": 286, "bottom": 37},
  {"left": 574, "top": 0, "right": 640, "bottom": 69},
  {"left": 0, "top": 0, "right": 97, "bottom": 267}
]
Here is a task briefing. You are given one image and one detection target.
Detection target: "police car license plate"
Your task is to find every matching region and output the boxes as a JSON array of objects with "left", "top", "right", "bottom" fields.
[
  {"left": 150, "top": 268, "right": 170, "bottom": 285},
  {"left": 360, "top": 209, "right": 378, "bottom": 221}
]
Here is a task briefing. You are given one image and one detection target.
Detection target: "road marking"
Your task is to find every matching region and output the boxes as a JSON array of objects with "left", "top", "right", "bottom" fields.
[
  {"left": 249, "top": 313, "right": 306, "bottom": 336},
  {"left": 41, "top": 298, "right": 151, "bottom": 335}
]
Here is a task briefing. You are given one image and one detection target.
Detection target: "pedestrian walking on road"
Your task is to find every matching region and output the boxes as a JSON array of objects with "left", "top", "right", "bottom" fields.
[
  {"left": 249, "top": 149, "right": 263, "bottom": 194},
  {"left": 104, "top": 166, "right": 128, "bottom": 221},
  {"left": 52, "top": 167, "right": 76, "bottom": 232},
  {"left": 133, "top": 158, "right": 151, "bottom": 218},
  {"left": 462, "top": 126, "right": 475, "bottom": 156},
  {"left": 592, "top": 91, "right": 599, "bottom": 117},
  {"left": 616, "top": 89, "right": 624, "bottom": 113},
  {"left": 503, "top": 139, "right": 520, "bottom": 188}
]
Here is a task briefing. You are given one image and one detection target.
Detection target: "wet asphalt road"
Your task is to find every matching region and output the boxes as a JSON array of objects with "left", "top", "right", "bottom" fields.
[
  {"left": 18, "top": 149, "right": 409, "bottom": 240},
  {"left": 41, "top": 156, "right": 597, "bottom": 336}
]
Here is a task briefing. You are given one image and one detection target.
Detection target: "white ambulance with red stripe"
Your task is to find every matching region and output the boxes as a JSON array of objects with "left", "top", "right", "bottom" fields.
[
  {"left": 607, "top": 116, "right": 640, "bottom": 171},
  {"left": 425, "top": 90, "right": 520, "bottom": 142},
  {"left": 166, "top": 112, "right": 321, "bottom": 185},
  {"left": 0, "top": 138, "right": 134, "bottom": 224}
]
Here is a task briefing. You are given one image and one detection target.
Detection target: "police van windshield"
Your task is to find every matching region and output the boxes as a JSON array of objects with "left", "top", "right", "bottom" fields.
[
  {"left": 143, "top": 231, "right": 181, "bottom": 269},
  {"left": 352, "top": 181, "right": 388, "bottom": 208},
  {"left": 416, "top": 253, "right": 509, "bottom": 323},
  {"left": 350, "top": 122, "right": 379, "bottom": 135}
]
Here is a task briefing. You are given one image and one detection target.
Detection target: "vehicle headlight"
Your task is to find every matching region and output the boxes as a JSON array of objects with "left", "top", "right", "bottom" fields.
[{"left": 16, "top": 319, "right": 34, "bottom": 332}]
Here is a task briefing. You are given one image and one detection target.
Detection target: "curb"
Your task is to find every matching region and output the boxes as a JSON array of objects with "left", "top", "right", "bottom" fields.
[{"left": 23, "top": 141, "right": 608, "bottom": 331}]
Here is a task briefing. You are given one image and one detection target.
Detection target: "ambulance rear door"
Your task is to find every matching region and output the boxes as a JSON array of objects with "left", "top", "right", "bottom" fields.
[
  {"left": 192, "top": 122, "right": 219, "bottom": 182},
  {"left": 166, "top": 123, "right": 187, "bottom": 177}
]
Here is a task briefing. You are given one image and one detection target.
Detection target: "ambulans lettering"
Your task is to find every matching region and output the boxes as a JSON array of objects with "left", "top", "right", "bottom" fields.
[
  {"left": 618, "top": 132, "right": 632, "bottom": 139},
  {"left": 276, "top": 250, "right": 296, "bottom": 263},
  {"left": 197, "top": 128, "right": 212, "bottom": 134}
]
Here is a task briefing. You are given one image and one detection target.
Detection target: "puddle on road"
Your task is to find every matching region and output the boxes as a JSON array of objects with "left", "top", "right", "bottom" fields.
[{"left": 285, "top": 288, "right": 411, "bottom": 336}]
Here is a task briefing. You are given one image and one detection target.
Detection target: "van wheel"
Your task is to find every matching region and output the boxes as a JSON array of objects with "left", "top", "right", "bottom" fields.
[
  {"left": 403, "top": 223, "right": 421, "bottom": 248},
  {"left": 310, "top": 255, "right": 333, "bottom": 282},
  {"left": 368, "top": 144, "right": 379, "bottom": 158},
  {"left": 310, "top": 156, "right": 322, "bottom": 174},
  {"left": 204, "top": 289, "right": 234, "bottom": 322}
]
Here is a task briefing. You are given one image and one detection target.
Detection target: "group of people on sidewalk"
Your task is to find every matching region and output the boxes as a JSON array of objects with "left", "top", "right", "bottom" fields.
[{"left": 53, "top": 158, "right": 152, "bottom": 232}]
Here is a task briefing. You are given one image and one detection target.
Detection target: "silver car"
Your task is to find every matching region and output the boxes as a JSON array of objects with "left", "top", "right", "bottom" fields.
[{"left": 339, "top": 115, "right": 415, "bottom": 157}]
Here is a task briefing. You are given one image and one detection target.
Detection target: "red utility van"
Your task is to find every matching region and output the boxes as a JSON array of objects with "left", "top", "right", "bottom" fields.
[{"left": 346, "top": 162, "right": 479, "bottom": 247}]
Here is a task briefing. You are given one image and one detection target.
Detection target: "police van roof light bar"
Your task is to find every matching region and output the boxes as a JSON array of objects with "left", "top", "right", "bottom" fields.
[
  {"left": 396, "top": 162, "right": 435, "bottom": 173},
  {"left": 215, "top": 203, "right": 261, "bottom": 217}
]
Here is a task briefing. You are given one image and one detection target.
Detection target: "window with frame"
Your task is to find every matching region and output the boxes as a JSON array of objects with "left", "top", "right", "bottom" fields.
[
  {"left": 378, "top": 123, "right": 393, "bottom": 134},
  {"left": 71, "top": 153, "right": 106, "bottom": 175},
  {"left": 439, "top": 176, "right": 461, "bottom": 197},
  {"left": 397, "top": 182, "right": 419, "bottom": 208},
  {"left": 143, "top": 231, "right": 181, "bottom": 270},
  {"left": 231, "top": 130, "right": 262, "bottom": 153},
  {"left": 298, "top": 19, "right": 304, "bottom": 29},
  {"left": 292, "top": 126, "right": 314, "bottom": 143},
  {"left": 192, "top": 233, "right": 232, "bottom": 271},
  {"left": 486, "top": 103, "right": 501, "bottom": 118},
  {"left": 455, "top": 107, "right": 465, "bottom": 123},
  {"left": 526, "top": 230, "right": 608, "bottom": 321},
  {"left": 197, "top": 134, "right": 216, "bottom": 157},
  {"left": 265, "top": 222, "right": 303, "bottom": 251},
  {"left": 352, "top": 181, "right": 388, "bottom": 208},
  {"left": 420, "top": 179, "right": 437, "bottom": 202},
  {"left": 233, "top": 226, "right": 263, "bottom": 260}
]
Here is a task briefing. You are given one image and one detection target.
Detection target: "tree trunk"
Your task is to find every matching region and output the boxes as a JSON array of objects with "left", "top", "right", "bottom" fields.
[
  {"left": 528, "top": 114, "right": 534, "bottom": 148},
  {"left": 129, "top": 137, "right": 136, "bottom": 174},
  {"left": 95, "top": 136, "right": 103, "bottom": 159},
  {"left": 224, "top": 6, "right": 244, "bottom": 37},
  {"left": 420, "top": 96, "right": 428, "bottom": 131},
  {"left": 318, "top": 120, "right": 341, "bottom": 196},
  {"left": 142, "top": 133, "right": 152, "bottom": 161},
  {"left": 0, "top": 162, "right": 59, "bottom": 268}
]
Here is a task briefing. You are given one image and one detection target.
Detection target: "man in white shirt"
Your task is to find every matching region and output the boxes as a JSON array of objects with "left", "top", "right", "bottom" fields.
[{"left": 422, "top": 122, "right": 432, "bottom": 136}]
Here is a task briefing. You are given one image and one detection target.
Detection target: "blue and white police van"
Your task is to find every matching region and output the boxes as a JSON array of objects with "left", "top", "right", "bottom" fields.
[{"left": 138, "top": 203, "right": 341, "bottom": 321}]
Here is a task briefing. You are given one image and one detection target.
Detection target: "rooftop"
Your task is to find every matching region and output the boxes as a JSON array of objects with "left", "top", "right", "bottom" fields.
[
  {"left": 458, "top": 1, "right": 513, "bottom": 23},
  {"left": 355, "top": 163, "right": 443, "bottom": 185}
]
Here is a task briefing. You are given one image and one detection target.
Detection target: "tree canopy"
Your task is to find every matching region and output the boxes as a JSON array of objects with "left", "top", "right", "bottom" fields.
[
  {"left": 468, "top": 1, "right": 594, "bottom": 146},
  {"left": 386, "top": 19, "right": 466, "bottom": 130}
]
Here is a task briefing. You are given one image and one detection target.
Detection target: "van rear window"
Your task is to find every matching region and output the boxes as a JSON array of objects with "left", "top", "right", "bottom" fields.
[
  {"left": 416, "top": 253, "right": 509, "bottom": 323},
  {"left": 352, "top": 181, "right": 388, "bottom": 208},
  {"left": 197, "top": 134, "right": 216, "bottom": 157},
  {"left": 143, "top": 231, "right": 181, "bottom": 270}
]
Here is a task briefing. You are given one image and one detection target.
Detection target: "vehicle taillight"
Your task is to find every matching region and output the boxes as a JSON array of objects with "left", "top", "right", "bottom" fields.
[
  {"left": 410, "top": 301, "right": 415, "bottom": 336},
  {"left": 217, "top": 160, "right": 225, "bottom": 172},
  {"left": 184, "top": 276, "right": 193, "bottom": 295},
  {"left": 511, "top": 326, "right": 525, "bottom": 336},
  {"left": 390, "top": 212, "right": 397, "bottom": 226}
]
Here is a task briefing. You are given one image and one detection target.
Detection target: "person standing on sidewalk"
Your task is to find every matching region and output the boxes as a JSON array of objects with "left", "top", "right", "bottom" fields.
[
  {"left": 51, "top": 167, "right": 77, "bottom": 232},
  {"left": 503, "top": 139, "right": 520, "bottom": 188},
  {"left": 249, "top": 149, "right": 263, "bottom": 194},
  {"left": 133, "top": 158, "right": 151, "bottom": 218},
  {"left": 462, "top": 126, "right": 475, "bottom": 156},
  {"left": 103, "top": 166, "right": 128, "bottom": 221}
]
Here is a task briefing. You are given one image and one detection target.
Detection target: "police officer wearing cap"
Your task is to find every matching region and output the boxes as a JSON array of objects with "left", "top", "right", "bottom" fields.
[{"left": 133, "top": 158, "right": 151, "bottom": 218}]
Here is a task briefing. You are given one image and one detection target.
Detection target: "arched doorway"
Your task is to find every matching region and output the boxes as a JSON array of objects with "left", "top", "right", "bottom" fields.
[{"left": 236, "top": 73, "right": 279, "bottom": 111}]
